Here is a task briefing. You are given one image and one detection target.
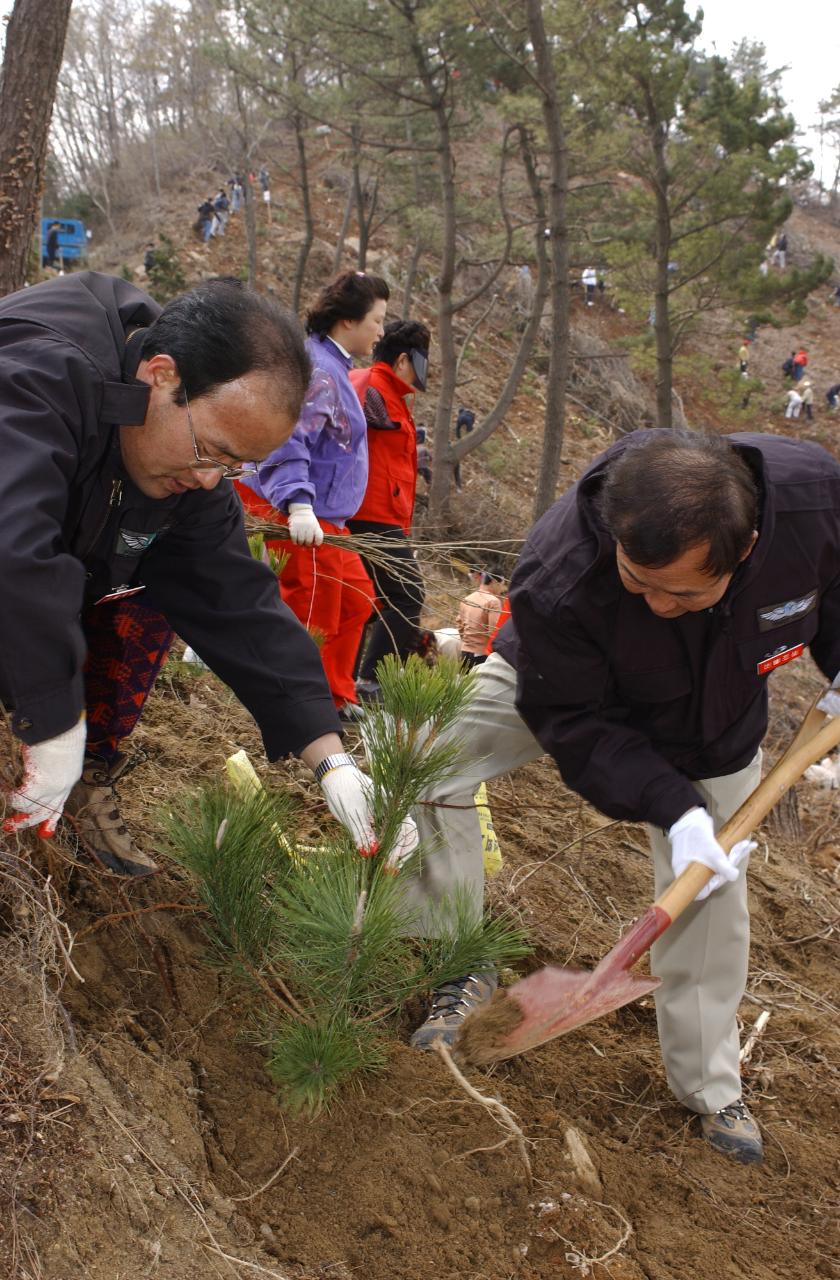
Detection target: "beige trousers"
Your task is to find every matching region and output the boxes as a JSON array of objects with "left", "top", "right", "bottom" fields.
[{"left": 411, "top": 650, "right": 758, "bottom": 1113}]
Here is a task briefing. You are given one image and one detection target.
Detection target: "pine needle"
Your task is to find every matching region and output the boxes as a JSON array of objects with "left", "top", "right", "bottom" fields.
[{"left": 267, "top": 1015, "right": 387, "bottom": 1115}]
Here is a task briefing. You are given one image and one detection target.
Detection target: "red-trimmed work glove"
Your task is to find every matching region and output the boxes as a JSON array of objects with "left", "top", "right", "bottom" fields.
[
  {"left": 319, "top": 761, "right": 418, "bottom": 868},
  {"left": 3, "top": 715, "right": 87, "bottom": 838}
]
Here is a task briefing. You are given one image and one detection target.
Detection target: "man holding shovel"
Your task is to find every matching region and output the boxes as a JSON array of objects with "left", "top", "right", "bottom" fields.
[{"left": 409, "top": 429, "right": 840, "bottom": 1165}]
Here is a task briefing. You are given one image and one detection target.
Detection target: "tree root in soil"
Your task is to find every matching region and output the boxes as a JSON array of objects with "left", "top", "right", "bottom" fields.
[{"left": 432, "top": 1039, "right": 533, "bottom": 1185}]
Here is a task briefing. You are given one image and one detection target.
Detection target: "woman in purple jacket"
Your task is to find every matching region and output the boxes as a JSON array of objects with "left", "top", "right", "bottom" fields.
[{"left": 237, "top": 271, "right": 389, "bottom": 716}]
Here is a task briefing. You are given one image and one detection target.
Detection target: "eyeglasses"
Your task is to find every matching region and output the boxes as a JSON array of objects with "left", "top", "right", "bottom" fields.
[{"left": 183, "top": 388, "right": 257, "bottom": 480}]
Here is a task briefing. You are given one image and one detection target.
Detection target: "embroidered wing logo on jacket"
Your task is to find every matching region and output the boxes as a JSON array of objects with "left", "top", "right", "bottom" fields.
[{"left": 115, "top": 528, "right": 159, "bottom": 556}]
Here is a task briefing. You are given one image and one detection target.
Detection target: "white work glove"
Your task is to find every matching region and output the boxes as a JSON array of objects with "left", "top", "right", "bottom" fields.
[
  {"left": 805, "top": 755, "right": 840, "bottom": 790},
  {"left": 816, "top": 673, "right": 840, "bottom": 719},
  {"left": 3, "top": 715, "right": 87, "bottom": 838},
  {"left": 287, "top": 502, "right": 324, "bottom": 547},
  {"left": 319, "top": 761, "right": 419, "bottom": 869},
  {"left": 668, "top": 806, "right": 757, "bottom": 902}
]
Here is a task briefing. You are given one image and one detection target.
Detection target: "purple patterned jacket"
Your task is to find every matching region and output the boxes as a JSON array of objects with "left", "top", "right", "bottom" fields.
[{"left": 240, "top": 335, "right": 369, "bottom": 527}]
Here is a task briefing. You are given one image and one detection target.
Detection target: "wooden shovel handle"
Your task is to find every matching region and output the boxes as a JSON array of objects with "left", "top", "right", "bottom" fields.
[{"left": 657, "top": 693, "right": 840, "bottom": 920}]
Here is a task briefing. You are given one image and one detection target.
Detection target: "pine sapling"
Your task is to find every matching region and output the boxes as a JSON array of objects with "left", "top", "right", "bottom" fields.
[{"left": 166, "top": 653, "right": 531, "bottom": 1112}]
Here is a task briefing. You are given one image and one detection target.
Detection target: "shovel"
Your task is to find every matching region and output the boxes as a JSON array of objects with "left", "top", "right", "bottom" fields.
[{"left": 455, "top": 695, "right": 840, "bottom": 1066}]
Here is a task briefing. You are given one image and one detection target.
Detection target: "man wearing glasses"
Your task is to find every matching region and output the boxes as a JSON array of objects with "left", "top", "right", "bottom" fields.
[{"left": 0, "top": 271, "right": 414, "bottom": 876}]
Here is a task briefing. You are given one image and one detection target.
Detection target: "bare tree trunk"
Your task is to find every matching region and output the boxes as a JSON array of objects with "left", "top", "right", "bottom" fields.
[
  {"left": 425, "top": 96, "right": 459, "bottom": 524},
  {"left": 401, "top": 111, "right": 424, "bottom": 318},
  {"left": 402, "top": 239, "right": 423, "bottom": 318},
  {"left": 350, "top": 124, "right": 366, "bottom": 268},
  {"left": 291, "top": 103, "right": 314, "bottom": 314},
  {"left": 357, "top": 176, "right": 378, "bottom": 272},
  {"left": 651, "top": 122, "right": 673, "bottom": 428},
  {"left": 448, "top": 129, "right": 549, "bottom": 474},
  {"left": 527, "top": 0, "right": 571, "bottom": 521},
  {"left": 0, "top": 0, "right": 73, "bottom": 296},
  {"left": 244, "top": 168, "right": 259, "bottom": 287},
  {"left": 350, "top": 124, "right": 378, "bottom": 271},
  {"left": 333, "top": 186, "right": 354, "bottom": 272},
  {"left": 232, "top": 74, "right": 258, "bottom": 288}
]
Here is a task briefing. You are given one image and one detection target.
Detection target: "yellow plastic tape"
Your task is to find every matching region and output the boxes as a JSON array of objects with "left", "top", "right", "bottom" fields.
[
  {"left": 225, "top": 748, "right": 263, "bottom": 797},
  {"left": 224, "top": 749, "right": 319, "bottom": 859},
  {"left": 475, "top": 782, "right": 503, "bottom": 877}
]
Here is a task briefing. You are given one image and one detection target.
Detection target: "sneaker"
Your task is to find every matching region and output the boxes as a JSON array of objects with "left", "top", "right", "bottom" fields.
[
  {"left": 355, "top": 679, "right": 382, "bottom": 704},
  {"left": 337, "top": 702, "right": 366, "bottom": 724},
  {"left": 64, "top": 752, "right": 159, "bottom": 878},
  {"left": 410, "top": 970, "right": 498, "bottom": 1050},
  {"left": 699, "top": 1100, "right": 763, "bottom": 1164}
]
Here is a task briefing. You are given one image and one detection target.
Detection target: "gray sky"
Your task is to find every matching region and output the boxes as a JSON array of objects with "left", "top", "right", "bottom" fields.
[
  {"left": 698, "top": 0, "right": 840, "bottom": 179},
  {"left": 2, "top": 1, "right": 838, "bottom": 177}
]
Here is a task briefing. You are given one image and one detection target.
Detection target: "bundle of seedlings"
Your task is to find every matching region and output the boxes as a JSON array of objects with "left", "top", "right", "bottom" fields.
[
  {"left": 165, "top": 655, "right": 529, "bottom": 1112},
  {"left": 247, "top": 530, "right": 287, "bottom": 577}
]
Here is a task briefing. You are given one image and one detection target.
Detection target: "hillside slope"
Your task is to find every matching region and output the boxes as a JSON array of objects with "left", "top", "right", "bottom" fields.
[{"left": 3, "top": 170, "right": 840, "bottom": 1279}]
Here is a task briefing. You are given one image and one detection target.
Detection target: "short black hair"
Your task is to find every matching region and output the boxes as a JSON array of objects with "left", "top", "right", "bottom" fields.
[
  {"left": 140, "top": 277, "right": 311, "bottom": 422},
  {"left": 597, "top": 431, "right": 758, "bottom": 577},
  {"left": 372, "top": 319, "right": 430, "bottom": 366},
  {"left": 306, "top": 270, "right": 390, "bottom": 337}
]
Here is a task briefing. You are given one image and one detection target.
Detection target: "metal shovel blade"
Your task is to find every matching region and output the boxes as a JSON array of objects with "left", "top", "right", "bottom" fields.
[
  {"left": 456, "top": 962, "right": 660, "bottom": 1066},
  {"left": 455, "top": 904, "right": 667, "bottom": 1066}
]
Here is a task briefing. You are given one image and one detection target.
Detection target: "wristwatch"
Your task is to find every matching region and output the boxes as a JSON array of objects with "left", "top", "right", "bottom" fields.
[{"left": 313, "top": 753, "right": 356, "bottom": 784}]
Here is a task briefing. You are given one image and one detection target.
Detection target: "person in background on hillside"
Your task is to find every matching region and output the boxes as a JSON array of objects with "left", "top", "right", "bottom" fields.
[
  {"left": 236, "top": 271, "right": 389, "bottom": 721},
  {"left": 347, "top": 320, "right": 431, "bottom": 702},
  {"left": 0, "top": 271, "right": 416, "bottom": 880},
  {"left": 196, "top": 197, "right": 214, "bottom": 244},
  {"left": 781, "top": 350, "right": 796, "bottom": 380},
  {"left": 513, "top": 264, "right": 534, "bottom": 325},
  {"left": 230, "top": 176, "right": 243, "bottom": 214},
  {"left": 738, "top": 339, "right": 749, "bottom": 377},
  {"left": 793, "top": 347, "right": 808, "bottom": 381},
  {"left": 456, "top": 572, "right": 504, "bottom": 667},
  {"left": 143, "top": 243, "right": 156, "bottom": 276},
  {"left": 453, "top": 405, "right": 476, "bottom": 492},
  {"left": 258, "top": 165, "right": 271, "bottom": 214},
  {"left": 581, "top": 265, "right": 598, "bottom": 306},
  {"left": 773, "top": 231, "right": 787, "bottom": 269},
  {"left": 43, "top": 222, "right": 61, "bottom": 269},
  {"left": 784, "top": 386, "right": 803, "bottom": 419},
  {"left": 416, "top": 426, "right": 432, "bottom": 489},
  {"left": 826, "top": 382, "right": 840, "bottom": 411},
  {"left": 405, "top": 429, "right": 840, "bottom": 1167},
  {"left": 211, "top": 189, "right": 230, "bottom": 238},
  {"left": 800, "top": 377, "right": 814, "bottom": 421}
]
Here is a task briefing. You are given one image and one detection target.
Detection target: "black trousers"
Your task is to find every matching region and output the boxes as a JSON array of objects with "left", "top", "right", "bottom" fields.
[{"left": 346, "top": 519, "right": 425, "bottom": 680}]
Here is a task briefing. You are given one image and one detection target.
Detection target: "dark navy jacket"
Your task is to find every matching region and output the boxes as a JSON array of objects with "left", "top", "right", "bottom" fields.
[
  {"left": 0, "top": 272, "right": 340, "bottom": 755},
  {"left": 495, "top": 431, "right": 840, "bottom": 828}
]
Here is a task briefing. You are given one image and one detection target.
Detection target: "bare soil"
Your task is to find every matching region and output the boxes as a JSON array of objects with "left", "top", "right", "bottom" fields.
[
  {"left": 4, "top": 151, "right": 840, "bottom": 1280},
  {"left": 2, "top": 642, "right": 838, "bottom": 1280}
]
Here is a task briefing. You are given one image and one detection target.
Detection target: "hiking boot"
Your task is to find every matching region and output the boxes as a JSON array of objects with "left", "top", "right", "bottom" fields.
[
  {"left": 64, "top": 752, "right": 159, "bottom": 878},
  {"left": 355, "top": 679, "right": 382, "bottom": 704},
  {"left": 699, "top": 1100, "right": 763, "bottom": 1165},
  {"left": 410, "top": 970, "right": 498, "bottom": 1050}
]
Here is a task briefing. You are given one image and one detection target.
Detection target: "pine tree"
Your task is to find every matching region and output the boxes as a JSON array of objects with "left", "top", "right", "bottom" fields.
[
  {"left": 166, "top": 655, "right": 530, "bottom": 1113},
  {"left": 588, "top": 3, "right": 816, "bottom": 426}
]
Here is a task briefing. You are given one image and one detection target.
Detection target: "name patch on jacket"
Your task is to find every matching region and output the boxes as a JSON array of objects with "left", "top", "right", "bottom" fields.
[
  {"left": 756, "top": 642, "right": 805, "bottom": 676},
  {"left": 756, "top": 590, "right": 817, "bottom": 632},
  {"left": 115, "top": 528, "right": 160, "bottom": 557}
]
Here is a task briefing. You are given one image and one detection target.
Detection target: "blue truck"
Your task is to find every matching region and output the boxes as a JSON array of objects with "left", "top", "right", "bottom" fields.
[{"left": 41, "top": 217, "right": 88, "bottom": 267}]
